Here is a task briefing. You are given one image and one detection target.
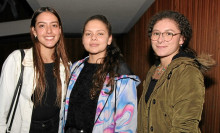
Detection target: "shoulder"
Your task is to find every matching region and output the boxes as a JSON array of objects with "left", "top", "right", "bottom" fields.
[
  {"left": 0, "top": 50, "right": 23, "bottom": 77},
  {"left": 168, "top": 60, "right": 204, "bottom": 89},
  {"left": 117, "top": 61, "right": 133, "bottom": 75},
  {"left": 173, "top": 58, "right": 201, "bottom": 74},
  {"left": 116, "top": 61, "right": 140, "bottom": 84},
  {"left": 3, "top": 49, "right": 22, "bottom": 65},
  {"left": 70, "top": 57, "right": 88, "bottom": 72}
]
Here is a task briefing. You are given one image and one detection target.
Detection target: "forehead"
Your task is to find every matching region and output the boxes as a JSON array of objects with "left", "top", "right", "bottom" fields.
[
  {"left": 153, "top": 18, "right": 179, "bottom": 31},
  {"left": 36, "top": 12, "right": 58, "bottom": 23},
  {"left": 85, "top": 19, "right": 107, "bottom": 30}
]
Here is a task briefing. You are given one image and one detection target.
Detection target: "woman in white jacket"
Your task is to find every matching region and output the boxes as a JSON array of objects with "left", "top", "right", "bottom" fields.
[{"left": 0, "top": 7, "right": 70, "bottom": 133}]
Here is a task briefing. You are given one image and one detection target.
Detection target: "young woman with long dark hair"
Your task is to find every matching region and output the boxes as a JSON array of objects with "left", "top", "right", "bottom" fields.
[
  {"left": 62, "top": 15, "right": 140, "bottom": 133},
  {"left": 0, "top": 7, "right": 70, "bottom": 133}
]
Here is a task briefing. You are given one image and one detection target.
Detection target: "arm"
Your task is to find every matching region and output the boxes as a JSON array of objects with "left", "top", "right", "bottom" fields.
[
  {"left": 170, "top": 66, "right": 205, "bottom": 133},
  {"left": 0, "top": 50, "right": 21, "bottom": 132},
  {"left": 115, "top": 77, "right": 139, "bottom": 133}
]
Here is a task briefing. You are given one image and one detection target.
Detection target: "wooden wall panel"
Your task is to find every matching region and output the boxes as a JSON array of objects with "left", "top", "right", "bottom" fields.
[
  {"left": 64, "top": 38, "right": 87, "bottom": 63},
  {"left": 118, "top": 0, "right": 220, "bottom": 132}
]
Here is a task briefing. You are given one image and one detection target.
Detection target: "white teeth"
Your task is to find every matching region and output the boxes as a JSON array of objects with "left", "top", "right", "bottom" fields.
[{"left": 45, "top": 37, "right": 54, "bottom": 40}]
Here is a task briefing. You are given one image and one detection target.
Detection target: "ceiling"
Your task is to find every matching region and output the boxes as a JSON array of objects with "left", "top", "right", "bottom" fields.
[{"left": 0, "top": 0, "right": 154, "bottom": 37}]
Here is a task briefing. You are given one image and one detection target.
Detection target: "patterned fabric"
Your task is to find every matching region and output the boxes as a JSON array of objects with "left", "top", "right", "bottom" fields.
[{"left": 62, "top": 57, "right": 140, "bottom": 133}]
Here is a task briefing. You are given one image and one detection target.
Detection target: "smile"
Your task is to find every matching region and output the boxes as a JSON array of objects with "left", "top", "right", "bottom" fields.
[
  {"left": 157, "top": 46, "right": 167, "bottom": 48},
  {"left": 45, "top": 36, "right": 54, "bottom": 40}
]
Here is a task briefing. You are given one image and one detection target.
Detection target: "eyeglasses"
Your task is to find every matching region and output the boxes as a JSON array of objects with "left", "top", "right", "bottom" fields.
[{"left": 151, "top": 31, "right": 181, "bottom": 42}]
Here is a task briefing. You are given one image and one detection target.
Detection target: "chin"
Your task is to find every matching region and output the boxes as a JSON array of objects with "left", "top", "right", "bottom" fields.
[{"left": 155, "top": 52, "right": 166, "bottom": 57}]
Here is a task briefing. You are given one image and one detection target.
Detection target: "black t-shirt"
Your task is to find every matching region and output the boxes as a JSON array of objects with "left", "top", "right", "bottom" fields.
[
  {"left": 65, "top": 61, "right": 99, "bottom": 133},
  {"left": 31, "top": 63, "right": 60, "bottom": 121},
  {"left": 145, "top": 78, "right": 158, "bottom": 104}
]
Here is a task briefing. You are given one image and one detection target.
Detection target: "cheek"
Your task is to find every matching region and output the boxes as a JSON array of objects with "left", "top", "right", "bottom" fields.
[
  {"left": 35, "top": 29, "right": 44, "bottom": 36},
  {"left": 82, "top": 37, "right": 87, "bottom": 45},
  {"left": 151, "top": 42, "right": 156, "bottom": 48}
]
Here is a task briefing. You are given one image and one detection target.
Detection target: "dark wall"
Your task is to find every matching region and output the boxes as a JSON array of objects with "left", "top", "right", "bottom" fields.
[{"left": 0, "top": 36, "right": 85, "bottom": 74}]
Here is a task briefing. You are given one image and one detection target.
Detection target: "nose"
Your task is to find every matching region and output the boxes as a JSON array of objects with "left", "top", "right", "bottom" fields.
[
  {"left": 91, "top": 34, "right": 97, "bottom": 40},
  {"left": 157, "top": 33, "right": 164, "bottom": 43},
  {"left": 46, "top": 26, "right": 52, "bottom": 34}
]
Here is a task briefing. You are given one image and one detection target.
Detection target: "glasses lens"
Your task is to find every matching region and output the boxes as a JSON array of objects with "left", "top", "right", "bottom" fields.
[
  {"left": 151, "top": 32, "right": 160, "bottom": 41},
  {"left": 164, "top": 32, "right": 173, "bottom": 41}
]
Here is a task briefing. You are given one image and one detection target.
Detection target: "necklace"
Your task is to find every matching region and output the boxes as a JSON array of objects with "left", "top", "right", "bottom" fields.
[{"left": 155, "top": 64, "right": 167, "bottom": 75}]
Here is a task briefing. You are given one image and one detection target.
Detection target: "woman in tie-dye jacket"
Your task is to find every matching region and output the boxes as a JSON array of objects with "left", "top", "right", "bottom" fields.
[{"left": 61, "top": 15, "right": 140, "bottom": 133}]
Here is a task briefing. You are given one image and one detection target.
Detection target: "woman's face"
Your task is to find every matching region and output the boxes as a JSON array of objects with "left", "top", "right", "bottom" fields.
[
  {"left": 151, "top": 18, "right": 184, "bottom": 61},
  {"left": 32, "top": 12, "right": 61, "bottom": 51},
  {"left": 82, "top": 19, "right": 112, "bottom": 59}
]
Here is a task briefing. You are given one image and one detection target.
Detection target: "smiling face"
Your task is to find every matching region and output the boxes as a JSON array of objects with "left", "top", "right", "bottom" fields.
[
  {"left": 82, "top": 19, "right": 112, "bottom": 60},
  {"left": 32, "top": 11, "right": 61, "bottom": 51},
  {"left": 151, "top": 18, "right": 184, "bottom": 62}
]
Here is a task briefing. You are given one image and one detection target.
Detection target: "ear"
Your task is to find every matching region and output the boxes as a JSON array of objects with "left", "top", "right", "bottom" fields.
[
  {"left": 179, "top": 36, "right": 184, "bottom": 46},
  {"left": 107, "top": 35, "right": 113, "bottom": 45},
  {"left": 32, "top": 27, "right": 37, "bottom": 37}
]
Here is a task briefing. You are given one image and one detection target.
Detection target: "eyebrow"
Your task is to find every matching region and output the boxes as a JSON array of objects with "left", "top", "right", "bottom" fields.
[
  {"left": 152, "top": 29, "right": 176, "bottom": 32},
  {"left": 36, "top": 21, "right": 59, "bottom": 25},
  {"left": 85, "top": 29, "right": 106, "bottom": 32}
]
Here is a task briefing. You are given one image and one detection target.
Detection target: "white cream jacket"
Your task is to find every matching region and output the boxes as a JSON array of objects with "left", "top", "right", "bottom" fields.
[{"left": 0, "top": 48, "right": 67, "bottom": 133}]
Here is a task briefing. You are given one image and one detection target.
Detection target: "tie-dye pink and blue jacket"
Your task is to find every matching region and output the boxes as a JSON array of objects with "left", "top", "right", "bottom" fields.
[{"left": 61, "top": 57, "right": 140, "bottom": 133}]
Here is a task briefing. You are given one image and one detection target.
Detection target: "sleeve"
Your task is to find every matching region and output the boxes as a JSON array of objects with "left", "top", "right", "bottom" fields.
[
  {"left": 0, "top": 50, "right": 21, "bottom": 133},
  {"left": 170, "top": 66, "right": 205, "bottom": 133},
  {"left": 115, "top": 77, "right": 139, "bottom": 133}
]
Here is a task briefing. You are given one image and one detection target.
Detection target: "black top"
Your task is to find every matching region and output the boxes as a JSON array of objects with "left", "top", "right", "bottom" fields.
[
  {"left": 31, "top": 63, "right": 60, "bottom": 121},
  {"left": 65, "top": 61, "right": 99, "bottom": 133},
  {"left": 145, "top": 78, "right": 158, "bottom": 104}
]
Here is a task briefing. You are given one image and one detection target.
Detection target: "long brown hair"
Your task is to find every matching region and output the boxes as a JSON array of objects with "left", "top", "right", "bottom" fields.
[
  {"left": 82, "top": 15, "right": 123, "bottom": 100},
  {"left": 30, "top": 7, "right": 70, "bottom": 106}
]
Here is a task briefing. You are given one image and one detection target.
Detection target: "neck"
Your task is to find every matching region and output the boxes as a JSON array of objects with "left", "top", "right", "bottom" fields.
[
  {"left": 88, "top": 54, "right": 105, "bottom": 64},
  {"left": 40, "top": 47, "right": 55, "bottom": 63},
  {"left": 160, "top": 56, "right": 172, "bottom": 68}
]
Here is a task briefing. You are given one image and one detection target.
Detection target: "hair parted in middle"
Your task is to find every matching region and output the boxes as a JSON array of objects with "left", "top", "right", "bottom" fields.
[
  {"left": 82, "top": 14, "right": 123, "bottom": 100},
  {"left": 30, "top": 7, "right": 70, "bottom": 106}
]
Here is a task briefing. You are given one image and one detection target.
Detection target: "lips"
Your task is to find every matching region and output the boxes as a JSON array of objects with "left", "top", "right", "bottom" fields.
[
  {"left": 90, "top": 43, "right": 99, "bottom": 47},
  {"left": 157, "top": 46, "right": 167, "bottom": 49},
  {"left": 45, "top": 36, "right": 54, "bottom": 40}
]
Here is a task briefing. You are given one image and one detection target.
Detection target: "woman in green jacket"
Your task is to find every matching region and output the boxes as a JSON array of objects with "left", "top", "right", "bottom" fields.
[{"left": 138, "top": 10, "right": 215, "bottom": 133}]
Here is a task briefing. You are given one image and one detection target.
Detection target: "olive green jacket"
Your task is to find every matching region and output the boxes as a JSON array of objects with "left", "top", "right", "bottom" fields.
[{"left": 138, "top": 57, "right": 206, "bottom": 133}]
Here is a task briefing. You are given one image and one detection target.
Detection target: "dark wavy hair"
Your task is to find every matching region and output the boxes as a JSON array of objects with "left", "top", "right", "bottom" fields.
[
  {"left": 148, "top": 10, "right": 192, "bottom": 50},
  {"left": 82, "top": 15, "right": 123, "bottom": 100},
  {"left": 30, "top": 7, "right": 70, "bottom": 106}
]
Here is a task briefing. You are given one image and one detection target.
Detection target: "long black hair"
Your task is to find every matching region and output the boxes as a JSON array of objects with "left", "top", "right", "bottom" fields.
[{"left": 82, "top": 15, "right": 123, "bottom": 99}]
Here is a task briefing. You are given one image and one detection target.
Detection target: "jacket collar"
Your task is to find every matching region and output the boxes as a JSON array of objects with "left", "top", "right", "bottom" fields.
[{"left": 22, "top": 48, "right": 65, "bottom": 71}]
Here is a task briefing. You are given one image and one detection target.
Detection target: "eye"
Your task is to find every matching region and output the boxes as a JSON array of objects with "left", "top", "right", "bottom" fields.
[
  {"left": 152, "top": 32, "right": 160, "bottom": 36},
  {"left": 165, "top": 32, "right": 174, "bottom": 36},
  {"left": 52, "top": 24, "right": 58, "bottom": 28},
  {"left": 39, "top": 24, "right": 44, "bottom": 28},
  {"left": 85, "top": 33, "right": 91, "bottom": 36},
  {"left": 97, "top": 32, "right": 104, "bottom": 36}
]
